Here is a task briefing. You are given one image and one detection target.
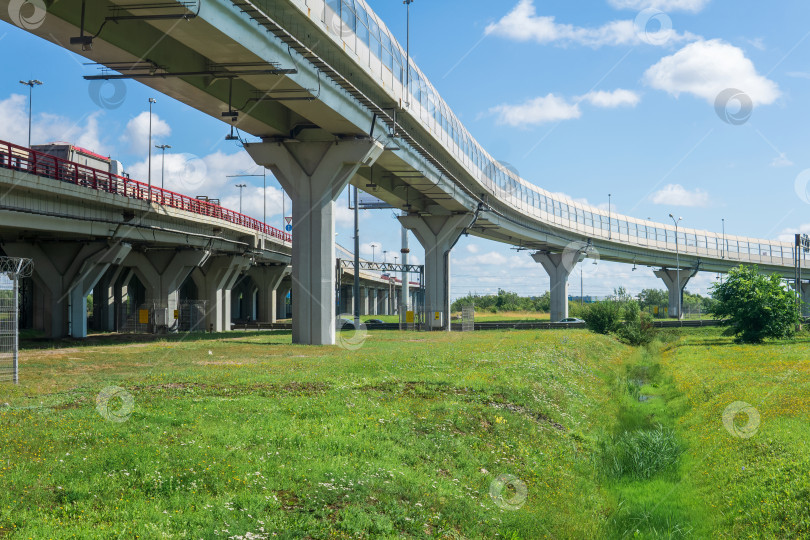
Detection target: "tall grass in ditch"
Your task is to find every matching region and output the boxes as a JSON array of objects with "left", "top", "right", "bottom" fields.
[{"left": 597, "top": 341, "right": 683, "bottom": 481}]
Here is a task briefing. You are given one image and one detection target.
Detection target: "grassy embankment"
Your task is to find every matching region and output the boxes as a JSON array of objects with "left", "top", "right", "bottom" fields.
[{"left": 1, "top": 327, "right": 809, "bottom": 538}]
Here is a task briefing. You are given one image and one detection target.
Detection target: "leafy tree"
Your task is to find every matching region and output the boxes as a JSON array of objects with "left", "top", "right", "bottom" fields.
[
  {"left": 638, "top": 289, "right": 668, "bottom": 311},
  {"left": 582, "top": 300, "right": 622, "bottom": 334},
  {"left": 615, "top": 300, "right": 656, "bottom": 345},
  {"left": 710, "top": 265, "right": 800, "bottom": 343}
]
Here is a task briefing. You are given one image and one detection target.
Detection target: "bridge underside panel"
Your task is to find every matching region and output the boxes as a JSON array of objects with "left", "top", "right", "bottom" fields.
[{"left": 245, "top": 139, "right": 383, "bottom": 345}]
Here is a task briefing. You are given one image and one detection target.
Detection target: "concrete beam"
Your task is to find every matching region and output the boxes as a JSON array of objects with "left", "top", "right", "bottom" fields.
[
  {"left": 399, "top": 213, "right": 472, "bottom": 330},
  {"left": 245, "top": 138, "right": 384, "bottom": 344}
]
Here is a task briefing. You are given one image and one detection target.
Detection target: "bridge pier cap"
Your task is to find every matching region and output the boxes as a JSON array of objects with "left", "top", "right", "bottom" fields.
[
  {"left": 245, "top": 138, "right": 384, "bottom": 345},
  {"left": 531, "top": 248, "right": 586, "bottom": 323}
]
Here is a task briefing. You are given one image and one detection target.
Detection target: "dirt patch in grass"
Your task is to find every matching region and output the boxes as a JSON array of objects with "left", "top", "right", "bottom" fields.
[{"left": 489, "top": 401, "right": 566, "bottom": 431}]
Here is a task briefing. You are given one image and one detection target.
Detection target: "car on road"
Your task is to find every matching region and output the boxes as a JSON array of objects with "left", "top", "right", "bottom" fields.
[
  {"left": 336, "top": 318, "right": 356, "bottom": 330},
  {"left": 556, "top": 317, "right": 585, "bottom": 323},
  {"left": 364, "top": 319, "right": 385, "bottom": 325}
]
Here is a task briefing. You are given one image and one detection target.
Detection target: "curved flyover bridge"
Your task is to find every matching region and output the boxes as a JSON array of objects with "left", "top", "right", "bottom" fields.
[{"left": 3, "top": 0, "right": 808, "bottom": 344}]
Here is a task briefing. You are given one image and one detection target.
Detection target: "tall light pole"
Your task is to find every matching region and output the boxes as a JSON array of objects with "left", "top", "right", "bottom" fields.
[
  {"left": 608, "top": 193, "right": 612, "bottom": 240},
  {"left": 670, "top": 213, "right": 683, "bottom": 320},
  {"left": 371, "top": 243, "right": 377, "bottom": 263},
  {"left": 147, "top": 97, "right": 157, "bottom": 195},
  {"left": 227, "top": 173, "right": 267, "bottom": 223},
  {"left": 721, "top": 218, "right": 725, "bottom": 259},
  {"left": 404, "top": 0, "right": 414, "bottom": 104},
  {"left": 19, "top": 80, "right": 42, "bottom": 147},
  {"left": 155, "top": 144, "right": 171, "bottom": 189},
  {"left": 235, "top": 183, "right": 247, "bottom": 213}
]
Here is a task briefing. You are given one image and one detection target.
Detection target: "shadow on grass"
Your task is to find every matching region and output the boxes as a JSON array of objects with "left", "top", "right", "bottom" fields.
[{"left": 20, "top": 330, "right": 292, "bottom": 350}]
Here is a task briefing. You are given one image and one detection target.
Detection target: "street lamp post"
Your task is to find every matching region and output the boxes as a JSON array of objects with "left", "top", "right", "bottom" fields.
[
  {"left": 19, "top": 80, "right": 42, "bottom": 147},
  {"left": 227, "top": 173, "right": 267, "bottom": 223},
  {"left": 147, "top": 98, "right": 157, "bottom": 196},
  {"left": 608, "top": 193, "right": 612, "bottom": 240},
  {"left": 404, "top": 0, "right": 414, "bottom": 104},
  {"left": 371, "top": 244, "right": 377, "bottom": 264},
  {"left": 155, "top": 144, "right": 171, "bottom": 190},
  {"left": 235, "top": 183, "right": 247, "bottom": 213},
  {"left": 669, "top": 213, "right": 683, "bottom": 321}
]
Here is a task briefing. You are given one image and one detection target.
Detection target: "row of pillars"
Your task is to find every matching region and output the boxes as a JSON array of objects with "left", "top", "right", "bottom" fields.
[
  {"left": 338, "top": 284, "right": 413, "bottom": 316},
  {"left": 3, "top": 240, "right": 292, "bottom": 338}
]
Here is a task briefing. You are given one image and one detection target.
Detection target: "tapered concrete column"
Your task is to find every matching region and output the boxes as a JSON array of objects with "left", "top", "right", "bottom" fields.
[
  {"left": 201, "top": 256, "right": 251, "bottom": 332},
  {"left": 250, "top": 265, "right": 289, "bottom": 323},
  {"left": 359, "top": 287, "right": 369, "bottom": 316},
  {"left": 123, "top": 250, "right": 210, "bottom": 331},
  {"left": 95, "top": 265, "right": 126, "bottom": 332},
  {"left": 3, "top": 242, "right": 131, "bottom": 338},
  {"left": 532, "top": 250, "right": 584, "bottom": 322},
  {"left": 246, "top": 138, "right": 384, "bottom": 345},
  {"left": 276, "top": 278, "right": 291, "bottom": 320},
  {"left": 654, "top": 269, "right": 694, "bottom": 319},
  {"left": 399, "top": 213, "right": 472, "bottom": 331}
]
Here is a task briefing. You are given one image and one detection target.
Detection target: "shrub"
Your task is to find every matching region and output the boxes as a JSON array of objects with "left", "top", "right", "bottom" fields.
[
  {"left": 582, "top": 300, "right": 622, "bottom": 334},
  {"left": 710, "top": 265, "right": 800, "bottom": 343},
  {"left": 616, "top": 301, "right": 657, "bottom": 346}
]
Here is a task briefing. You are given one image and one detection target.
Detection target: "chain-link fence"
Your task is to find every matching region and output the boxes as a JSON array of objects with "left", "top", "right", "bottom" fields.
[
  {"left": 118, "top": 300, "right": 169, "bottom": 334},
  {"left": 178, "top": 300, "right": 207, "bottom": 332},
  {"left": 0, "top": 258, "right": 34, "bottom": 384},
  {"left": 462, "top": 305, "right": 475, "bottom": 332}
]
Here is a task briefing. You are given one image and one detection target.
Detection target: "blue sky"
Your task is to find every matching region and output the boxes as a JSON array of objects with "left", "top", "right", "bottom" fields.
[{"left": 2, "top": 0, "right": 810, "bottom": 300}]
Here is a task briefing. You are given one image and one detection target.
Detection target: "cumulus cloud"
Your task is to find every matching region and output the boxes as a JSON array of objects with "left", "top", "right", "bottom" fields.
[
  {"left": 650, "top": 184, "right": 710, "bottom": 206},
  {"left": 0, "top": 93, "right": 108, "bottom": 153},
  {"left": 608, "top": 0, "right": 710, "bottom": 13},
  {"left": 490, "top": 94, "right": 581, "bottom": 127},
  {"left": 771, "top": 153, "right": 794, "bottom": 168},
  {"left": 644, "top": 39, "right": 781, "bottom": 106},
  {"left": 490, "top": 89, "right": 639, "bottom": 127},
  {"left": 776, "top": 224, "right": 810, "bottom": 243},
  {"left": 580, "top": 89, "right": 641, "bottom": 108},
  {"left": 485, "top": 0, "right": 697, "bottom": 48},
  {"left": 120, "top": 111, "right": 171, "bottom": 155}
]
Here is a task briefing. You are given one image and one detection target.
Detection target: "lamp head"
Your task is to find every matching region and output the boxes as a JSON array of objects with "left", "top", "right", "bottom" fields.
[{"left": 149, "top": 98, "right": 157, "bottom": 104}]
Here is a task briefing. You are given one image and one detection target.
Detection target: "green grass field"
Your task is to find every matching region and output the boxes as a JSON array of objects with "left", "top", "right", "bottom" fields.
[{"left": 1, "top": 327, "right": 808, "bottom": 538}]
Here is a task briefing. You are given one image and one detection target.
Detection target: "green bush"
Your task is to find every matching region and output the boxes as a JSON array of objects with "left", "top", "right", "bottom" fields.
[
  {"left": 710, "top": 265, "right": 800, "bottom": 343},
  {"left": 582, "top": 300, "right": 622, "bottom": 334},
  {"left": 615, "top": 301, "right": 657, "bottom": 346}
]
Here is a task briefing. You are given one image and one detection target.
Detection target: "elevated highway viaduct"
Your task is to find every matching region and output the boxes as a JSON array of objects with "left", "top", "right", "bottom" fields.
[{"left": 2, "top": 0, "right": 808, "bottom": 343}]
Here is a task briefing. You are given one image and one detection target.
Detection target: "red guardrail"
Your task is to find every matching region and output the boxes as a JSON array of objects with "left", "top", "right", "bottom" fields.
[{"left": 0, "top": 139, "right": 292, "bottom": 244}]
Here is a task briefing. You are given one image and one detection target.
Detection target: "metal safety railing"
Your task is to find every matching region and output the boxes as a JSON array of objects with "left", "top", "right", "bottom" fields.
[{"left": 0, "top": 139, "right": 291, "bottom": 244}]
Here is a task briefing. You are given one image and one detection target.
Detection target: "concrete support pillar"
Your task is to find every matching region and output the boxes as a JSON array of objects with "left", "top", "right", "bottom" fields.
[
  {"left": 250, "top": 265, "right": 289, "bottom": 323},
  {"left": 399, "top": 214, "right": 473, "bottom": 330},
  {"left": 276, "top": 279, "right": 291, "bottom": 320},
  {"left": 201, "top": 256, "right": 251, "bottom": 332},
  {"left": 359, "top": 287, "right": 369, "bottom": 316},
  {"left": 3, "top": 242, "right": 131, "bottom": 338},
  {"left": 654, "top": 268, "right": 693, "bottom": 319},
  {"left": 96, "top": 265, "right": 125, "bottom": 332},
  {"left": 531, "top": 250, "right": 584, "bottom": 322},
  {"left": 123, "top": 250, "right": 210, "bottom": 331},
  {"left": 245, "top": 138, "right": 384, "bottom": 345}
]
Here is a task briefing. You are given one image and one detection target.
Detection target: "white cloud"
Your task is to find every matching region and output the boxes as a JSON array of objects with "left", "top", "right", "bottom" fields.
[
  {"left": 120, "top": 111, "right": 171, "bottom": 155},
  {"left": 608, "top": 0, "right": 710, "bottom": 13},
  {"left": 466, "top": 244, "right": 480, "bottom": 254},
  {"left": 490, "top": 94, "right": 581, "bottom": 127},
  {"left": 0, "top": 93, "right": 108, "bottom": 153},
  {"left": 771, "top": 153, "right": 794, "bottom": 168},
  {"left": 650, "top": 184, "right": 710, "bottom": 206},
  {"left": 644, "top": 39, "right": 781, "bottom": 106},
  {"left": 485, "top": 0, "right": 697, "bottom": 48},
  {"left": 580, "top": 89, "right": 641, "bottom": 108},
  {"left": 490, "top": 89, "right": 640, "bottom": 127},
  {"left": 776, "top": 224, "right": 810, "bottom": 243}
]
